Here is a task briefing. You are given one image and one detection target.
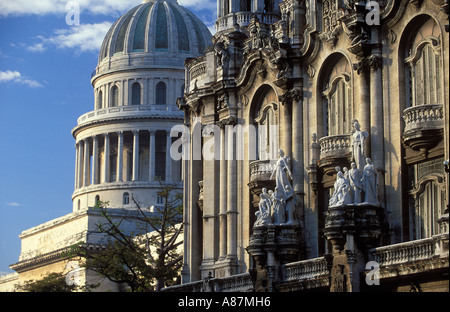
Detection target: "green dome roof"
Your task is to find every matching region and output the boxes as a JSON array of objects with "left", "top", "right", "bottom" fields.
[{"left": 98, "top": 0, "right": 211, "bottom": 65}]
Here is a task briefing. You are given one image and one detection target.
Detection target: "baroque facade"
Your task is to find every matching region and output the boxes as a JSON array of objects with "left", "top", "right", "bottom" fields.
[
  {"left": 0, "top": 0, "right": 211, "bottom": 292},
  {"left": 172, "top": 0, "right": 449, "bottom": 292}
]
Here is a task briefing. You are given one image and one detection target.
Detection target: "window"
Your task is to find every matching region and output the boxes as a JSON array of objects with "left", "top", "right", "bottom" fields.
[
  {"left": 405, "top": 18, "right": 442, "bottom": 108},
  {"left": 132, "top": 82, "right": 141, "bottom": 105},
  {"left": 97, "top": 90, "right": 103, "bottom": 109},
  {"left": 123, "top": 192, "right": 130, "bottom": 205},
  {"left": 409, "top": 158, "right": 446, "bottom": 239},
  {"left": 155, "top": 130, "right": 167, "bottom": 180},
  {"left": 156, "top": 82, "right": 166, "bottom": 105},
  {"left": 111, "top": 86, "right": 119, "bottom": 107},
  {"left": 95, "top": 195, "right": 100, "bottom": 206},
  {"left": 254, "top": 87, "right": 278, "bottom": 161},
  {"left": 323, "top": 75, "right": 351, "bottom": 136},
  {"left": 406, "top": 41, "right": 442, "bottom": 107},
  {"left": 157, "top": 195, "right": 165, "bottom": 205}
]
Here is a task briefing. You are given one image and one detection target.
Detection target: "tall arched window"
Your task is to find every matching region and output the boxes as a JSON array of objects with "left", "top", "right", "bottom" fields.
[
  {"left": 156, "top": 82, "right": 167, "bottom": 105},
  {"left": 123, "top": 192, "right": 130, "bottom": 205},
  {"left": 253, "top": 87, "right": 279, "bottom": 161},
  {"left": 321, "top": 56, "right": 352, "bottom": 136},
  {"left": 405, "top": 18, "right": 442, "bottom": 107},
  {"left": 323, "top": 75, "right": 351, "bottom": 136},
  {"left": 132, "top": 82, "right": 141, "bottom": 105},
  {"left": 111, "top": 85, "right": 119, "bottom": 107},
  {"left": 97, "top": 90, "right": 103, "bottom": 110}
]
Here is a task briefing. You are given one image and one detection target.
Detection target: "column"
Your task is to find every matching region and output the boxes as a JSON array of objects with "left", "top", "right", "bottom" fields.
[
  {"left": 103, "top": 134, "right": 110, "bottom": 183},
  {"left": 117, "top": 131, "right": 124, "bottom": 182},
  {"left": 91, "top": 136, "right": 99, "bottom": 185},
  {"left": 291, "top": 88, "right": 304, "bottom": 215},
  {"left": 219, "top": 127, "right": 228, "bottom": 259},
  {"left": 226, "top": 125, "right": 237, "bottom": 260},
  {"left": 369, "top": 32, "right": 385, "bottom": 205},
  {"left": 165, "top": 130, "right": 172, "bottom": 182},
  {"left": 132, "top": 130, "right": 140, "bottom": 181},
  {"left": 83, "top": 139, "right": 90, "bottom": 187},
  {"left": 75, "top": 142, "right": 81, "bottom": 189},
  {"left": 149, "top": 130, "right": 155, "bottom": 181}
]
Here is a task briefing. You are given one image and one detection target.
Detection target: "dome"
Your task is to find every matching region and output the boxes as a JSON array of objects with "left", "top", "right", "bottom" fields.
[{"left": 96, "top": 0, "right": 211, "bottom": 72}]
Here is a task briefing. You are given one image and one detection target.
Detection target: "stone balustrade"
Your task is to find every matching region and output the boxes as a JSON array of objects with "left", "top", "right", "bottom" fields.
[
  {"left": 76, "top": 104, "right": 183, "bottom": 126},
  {"left": 215, "top": 12, "right": 279, "bottom": 33},
  {"left": 403, "top": 103, "right": 444, "bottom": 133},
  {"left": 369, "top": 235, "right": 446, "bottom": 267},
  {"left": 162, "top": 272, "right": 253, "bottom": 292},
  {"left": 282, "top": 257, "right": 329, "bottom": 282},
  {"left": 249, "top": 160, "right": 275, "bottom": 183},
  {"left": 318, "top": 134, "right": 352, "bottom": 159}
]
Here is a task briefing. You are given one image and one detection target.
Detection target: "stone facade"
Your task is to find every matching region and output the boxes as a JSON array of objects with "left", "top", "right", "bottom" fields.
[
  {"left": 175, "top": 0, "right": 449, "bottom": 292},
  {"left": 1, "top": 0, "right": 211, "bottom": 292}
]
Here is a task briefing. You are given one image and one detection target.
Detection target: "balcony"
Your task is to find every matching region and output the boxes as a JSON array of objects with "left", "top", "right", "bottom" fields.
[
  {"left": 248, "top": 160, "right": 276, "bottom": 205},
  {"left": 402, "top": 104, "right": 444, "bottom": 155},
  {"left": 76, "top": 104, "right": 184, "bottom": 127},
  {"left": 317, "top": 134, "right": 352, "bottom": 177},
  {"left": 215, "top": 12, "right": 280, "bottom": 33}
]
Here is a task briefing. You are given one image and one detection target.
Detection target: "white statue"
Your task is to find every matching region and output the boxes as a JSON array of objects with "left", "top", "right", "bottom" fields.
[
  {"left": 361, "top": 158, "right": 379, "bottom": 206},
  {"left": 329, "top": 171, "right": 352, "bottom": 207},
  {"left": 348, "top": 162, "right": 363, "bottom": 204},
  {"left": 352, "top": 120, "right": 369, "bottom": 170},
  {"left": 270, "top": 149, "right": 292, "bottom": 198},
  {"left": 271, "top": 187, "right": 285, "bottom": 225},
  {"left": 254, "top": 188, "right": 272, "bottom": 226},
  {"left": 329, "top": 166, "right": 342, "bottom": 207},
  {"left": 283, "top": 185, "right": 297, "bottom": 225}
]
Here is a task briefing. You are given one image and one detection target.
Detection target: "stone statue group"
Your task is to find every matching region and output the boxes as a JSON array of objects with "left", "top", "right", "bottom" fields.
[
  {"left": 254, "top": 120, "right": 379, "bottom": 227},
  {"left": 329, "top": 120, "right": 379, "bottom": 207},
  {"left": 254, "top": 149, "right": 297, "bottom": 227}
]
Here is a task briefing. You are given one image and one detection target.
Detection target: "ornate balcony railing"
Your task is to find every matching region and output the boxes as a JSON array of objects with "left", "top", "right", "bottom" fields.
[
  {"left": 162, "top": 272, "right": 253, "bottom": 292},
  {"left": 318, "top": 134, "right": 351, "bottom": 159},
  {"left": 403, "top": 103, "right": 444, "bottom": 134},
  {"left": 249, "top": 160, "right": 275, "bottom": 183},
  {"left": 368, "top": 236, "right": 444, "bottom": 267},
  {"left": 282, "top": 257, "right": 329, "bottom": 282}
]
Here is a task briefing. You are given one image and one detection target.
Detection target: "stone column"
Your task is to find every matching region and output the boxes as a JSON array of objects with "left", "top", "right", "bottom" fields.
[
  {"left": 166, "top": 130, "right": 172, "bottom": 182},
  {"left": 75, "top": 142, "right": 82, "bottom": 189},
  {"left": 132, "top": 130, "right": 139, "bottom": 181},
  {"left": 219, "top": 126, "right": 228, "bottom": 260},
  {"left": 103, "top": 134, "right": 110, "bottom": 183},
  {"left": 117, "top": 131, "right": 124, "bottom": 182},
  {"left": 369, "top": 44, "right": 385, "bottom": 205},
  {"left": 92, "top": 136, "right": 99, "bottom": 185},
  {"left": 149, "top": 130, "right": 155, "bottom": 181},
  {"left": 281, "top": 98, "right": 292, "bottom": 158},
  {"left": 83, "top": 138, "right": 90, "bottom": 187},
  {"left": 226, "top": 125, "right": 237, "bottom": 260}
]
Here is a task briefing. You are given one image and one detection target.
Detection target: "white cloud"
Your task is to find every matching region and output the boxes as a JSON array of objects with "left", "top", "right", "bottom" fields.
[
  {"left": 5, "top": 202, "right": 22, "bottom": 207},
  {"left": 0, "top": 0, "right": 141, "bottom": 17},
  {"left": 29, "top": 22, "right": 112, "bottom": 53},
  {"left": 0, "top": 70, "right": 43, "bottom": 88}
]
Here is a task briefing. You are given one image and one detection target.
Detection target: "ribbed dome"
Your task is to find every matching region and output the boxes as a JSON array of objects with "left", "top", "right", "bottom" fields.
[{"left": 98, "top": 0, "right": 211, "bottom": 66}]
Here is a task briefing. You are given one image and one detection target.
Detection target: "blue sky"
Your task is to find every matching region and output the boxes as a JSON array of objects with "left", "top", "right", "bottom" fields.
[{"left": 0, "top": 0, "right": 216, "bottom": 275}]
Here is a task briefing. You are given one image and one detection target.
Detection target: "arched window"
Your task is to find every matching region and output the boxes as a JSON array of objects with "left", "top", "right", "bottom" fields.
[
  {"left": 132, "top": 82, "right": 141, "bottom": 105},
  {"left": 320, "top": 55, "right": 353, "bottom": 136},
  {"left": 123, "top": 192, "right": 130, "bottom": 205},
  {"left": 95, "top": 195, "right": 100, "bottom": 206},
  {"left": 405, "top": 19, "right": 442, "bottom": 107},
  {"left": 323, "top": 75, "right": 351, "bottom": 136},
  {"left": 156, "top": 82, "right": 167, "bottom": 105},
  {"left": 253, "top": 87, "right": 279, "bottom": 161},
  {"left": 111, "top": 85, "right": 119, "bottom": 107},
  {"left": 97, "top": 90, "right": 103, "bottom": 110}
]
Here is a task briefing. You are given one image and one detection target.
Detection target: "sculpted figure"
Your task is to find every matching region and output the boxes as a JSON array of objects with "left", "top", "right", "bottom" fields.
[
  {"left": 254, "top": 188, "right": 272, "bottom": 226},
  {"left": 361, "top": 158, "right": 379, "bottom": 205},
  {"left": 348, "top": 162, "right": 363, "bottom": 204},
  {"left": 270, "top": 149, "right": 292, "bottom": 198},
  {"left": 271, "top": 187, "right": 285, "bottom": 225},
  {"left": 329, "top": 166, "right": 342, "bottom": 207},
  {"left": 331, "top": 171, "right": 353, "bottom": 207},
  {"left": 352, "top": 120, "right": 369, "bottom": 170},
  {"left": 283, "top": 185, "right": 297, "bottom": 225}
]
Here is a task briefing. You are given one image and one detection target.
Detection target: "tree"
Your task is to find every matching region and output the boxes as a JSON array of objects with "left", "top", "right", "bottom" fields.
[
  {"left": 15, "top": 272, "right": 79, "bottom": 292},
  {"left": 70, "top": 179, "right": 183, "bottom": 292}
]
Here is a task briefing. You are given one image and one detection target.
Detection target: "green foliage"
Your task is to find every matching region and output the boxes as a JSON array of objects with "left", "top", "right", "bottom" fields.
[
  {"left": 15, "top": 272, "right": 79, "bottom": 292},
  {"left": 69, "top": 180, "right": 183, "bottom": 292}
]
